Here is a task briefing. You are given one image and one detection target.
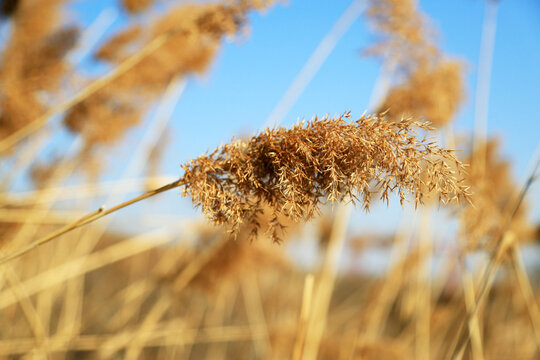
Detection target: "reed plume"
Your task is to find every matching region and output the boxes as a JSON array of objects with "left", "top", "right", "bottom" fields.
[
  {"left": 378, "top": 61, "right": 464, "bottom": 128},
  {"left": 0, "top": 0, "right": 77, "bottom": 141},
  {"left": 0, "top": 111, "right": 469, "bottom": 262},
  {"left": 180, "top": 112, "right": 470, "bottom": 241}
]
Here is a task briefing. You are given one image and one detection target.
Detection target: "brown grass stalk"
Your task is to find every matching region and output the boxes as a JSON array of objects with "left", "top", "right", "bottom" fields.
[
  {"left": 472, "top": 0, "right": 499, "bottom": 178},
  {"left": 0, "top": 176, "right": 178, "bottom": 206},
  {"left": 0, "top": 179, "right": 182, "bottom": 265}
]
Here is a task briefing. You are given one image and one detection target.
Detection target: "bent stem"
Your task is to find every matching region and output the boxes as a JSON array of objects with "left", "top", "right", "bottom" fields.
[{"left": 0, "top": 179, "right": 184, "bottom": 265}]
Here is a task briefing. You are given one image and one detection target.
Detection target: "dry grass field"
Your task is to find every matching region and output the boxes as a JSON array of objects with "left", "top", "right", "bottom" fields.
[{"left": 0, "top": 0, "right": 539, "bottom": 359}]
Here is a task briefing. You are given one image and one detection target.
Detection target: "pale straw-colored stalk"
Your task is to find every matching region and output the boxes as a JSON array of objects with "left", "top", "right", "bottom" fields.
[{"left": 449, "top": 145, "right": 540, "bottom": 359}]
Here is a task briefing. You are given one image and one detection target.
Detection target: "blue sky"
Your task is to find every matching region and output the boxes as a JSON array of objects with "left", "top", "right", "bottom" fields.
[{"left": 64, "top": 0, "right": 540, "bottom": 231}]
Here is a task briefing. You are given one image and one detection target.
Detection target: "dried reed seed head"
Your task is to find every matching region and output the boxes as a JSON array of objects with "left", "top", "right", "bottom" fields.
[
  {"left": 0, "top": 90, "right": 43, "bottom": 141},
  {"left": 30, "top": 156, "right": 61, "bottom": 187},
  {"left": 20, "top": 26, "right": 79, "bottom": 91},
  {"left": 94, "top": 27, "right": 143, "bottom": 62},
  {"left": 121, "top": 0, "right": 155, "bottom": 14},
  {"left": 378, "top": 61, "right": 464, "bottom": 127},
  {"left": 366, "top": 0, "right": 465, "bottom": 128},
  {"left": 97, "top": 0, "right": 266, "bottom": 91},
  {"left": 64, "top": 89, "right": 142, "bottom": 145},
  {"left": 365, "top": 0, "right": 437, "bottom": 71},
  {"left": 0, "top": 0, "right": 75, "bottom": 142},
  {"left": 180, "top": 112, "right": 470, "bottom": 242}
]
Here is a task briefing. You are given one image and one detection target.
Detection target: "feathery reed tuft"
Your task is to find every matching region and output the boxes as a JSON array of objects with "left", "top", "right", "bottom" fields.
[{"left": 180, "top": 112, "right": 470, "bottom": 241}]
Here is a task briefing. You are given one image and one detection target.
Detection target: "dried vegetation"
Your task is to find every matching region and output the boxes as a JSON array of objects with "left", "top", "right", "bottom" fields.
[
  {"left": 366, "top": 0, "right": 465, "bottom": 127},
  {"left": 0, "top": 0, "right": 538, "bottom": 359},
  {"left": 180, "top": 112, "right": 469, "bottom": 241}
]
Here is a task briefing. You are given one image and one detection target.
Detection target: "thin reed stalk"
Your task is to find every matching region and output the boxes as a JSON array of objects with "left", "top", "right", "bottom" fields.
[
  {"left": 0, "top": 228, "right": 173, "bottom": 310},
  {"left": 472, "top": 0, "right": 499, "bottom": 178},
  {"left": 450, "top": 149, "right": 540, "bottom": 359},
  {"left": 460, "top": 261, "right": 485, "bottom": 360},
  {"left": 241, "top": 273, "right": 272, "bottom": 358},
  {"left": 293, "top": 273, "right": 315, "bottom": 360},
  {"left": 0, "top": 178, "right": 183, "bottom": 265},
  {"left": 415, "top": 206, "right": 432, "bottom": 360},
  {"left": 509, "top": 244, "right": 540, "bottom": 354},
  {"left": 302, "top": 205, "right": 351, "bottom": 360},
  {"left": 263, "top": 0, "right": 365, "bottom": 128}
]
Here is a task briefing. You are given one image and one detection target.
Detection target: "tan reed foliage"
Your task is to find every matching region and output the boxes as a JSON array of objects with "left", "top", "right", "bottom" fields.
[
  {"left": 0, "top": 111, "right": 470, "bottom": 264},
  {"left": 365, "top": 0, "right": 436, "bottom": 71},
  {"left": 64, "top": 0, "right": 272, "bottom": 148},
  {"left": 460, "top": 138, "right": 536, "bottom": 250},
  {"left": 0, "top": 0, "right": 77, "bottom": 141},
  {"left": 378, "top": 61, "right": 464, "bottom": 128},
  {"left": 366, "top": 0, "right": 465, "bottom": 127},
  {"left": 159, "top": 226, "right": 291, "bottom": 295},
  {"left": 121, "top": 0, "right": 155, "bottom": 14},
  {"left": 180, "top": 112, "right": 470, "bottom": 242},
  {"left": 1, "top": 224, "right": 539, "bottom": 359}
]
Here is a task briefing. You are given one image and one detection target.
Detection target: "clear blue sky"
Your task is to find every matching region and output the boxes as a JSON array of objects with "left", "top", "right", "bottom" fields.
[{"left": 67, "top": 0, "right": 540, "bottom": 231}]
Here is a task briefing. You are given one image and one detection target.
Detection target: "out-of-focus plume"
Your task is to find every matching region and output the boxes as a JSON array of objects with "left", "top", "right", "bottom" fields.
[
  {"left": 180, "top": 112, "right": 470, "bottom": 242},
  {"left": 159, "top": 226, "right": 290, "bottom": 295},
  {"left": 0, "top": 0, "right": 78, "bottom": 142},
  {"left": 64, "top": 0, "right": 273, "bottom": 149},
  {"left": 121, "top": 0, "right": 155, "bottom": 14},
  {"left": 460, "top": 138, "right": 536, "bottom": 250},
  {"left": 365, "top": 0, "right": 436, "bottom": 71},
  {"left": 365, "top": 0, "right": 465, "bottom": 127},
  {"left": 59, "top": 0, "right": 273, "bottom": 179},
  {"left": 378, "top": 61, "right": 464, "bottom": 128}
]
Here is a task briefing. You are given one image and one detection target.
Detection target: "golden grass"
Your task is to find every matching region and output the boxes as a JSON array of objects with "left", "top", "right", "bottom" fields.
[{"left": 0, "top": 0, "right": 539, "bottom": 359}]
